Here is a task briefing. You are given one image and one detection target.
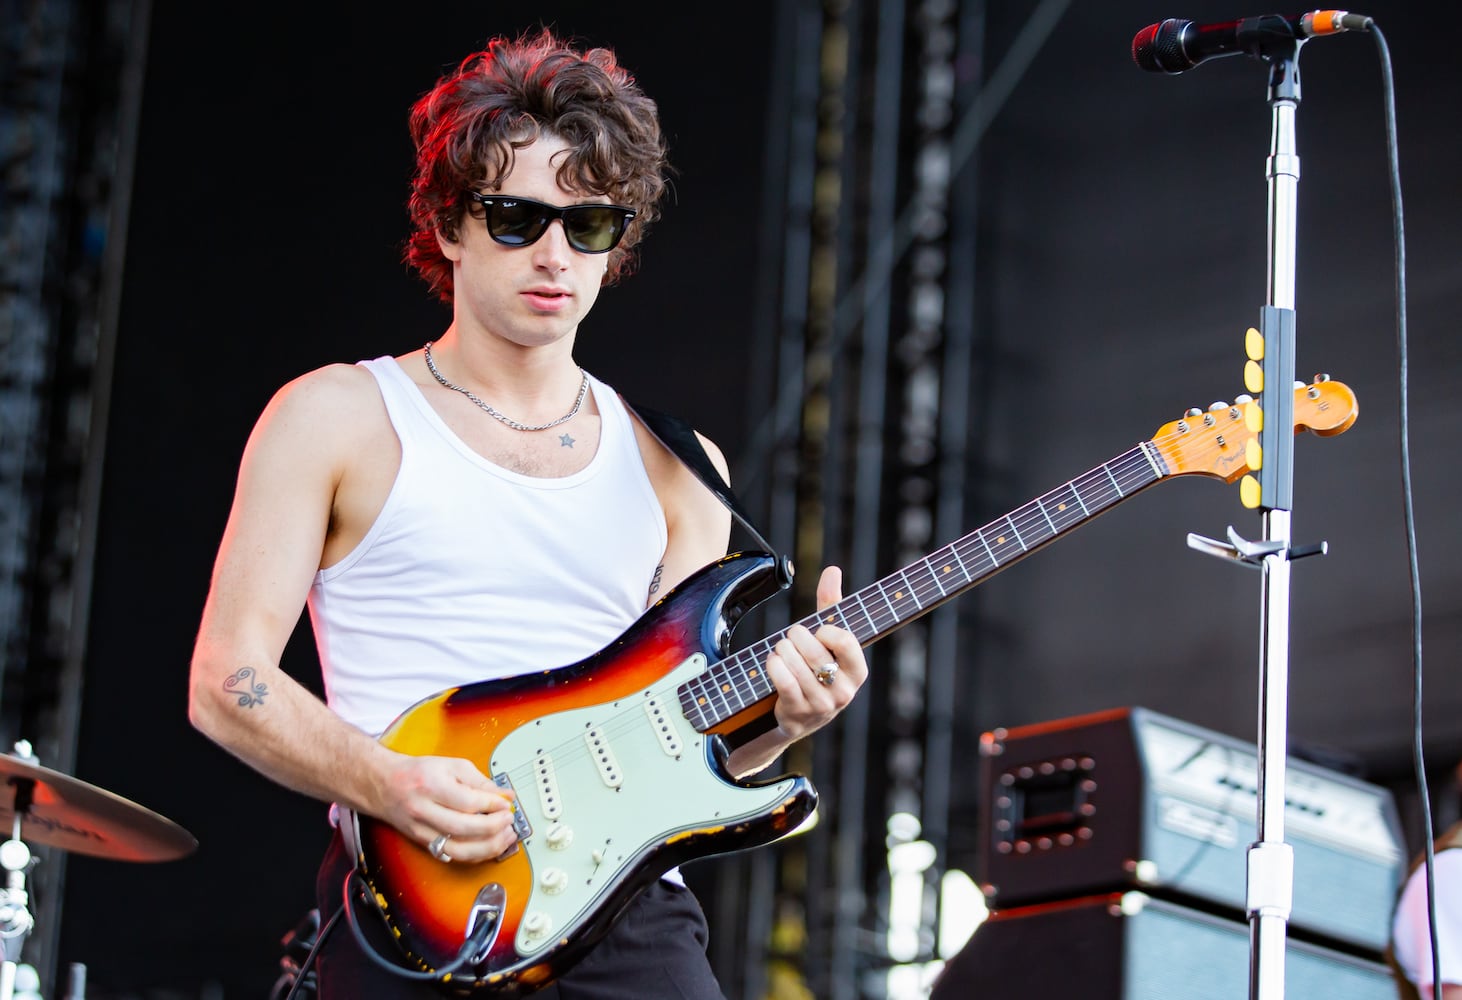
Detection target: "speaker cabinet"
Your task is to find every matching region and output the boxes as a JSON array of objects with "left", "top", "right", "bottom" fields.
[
  {"left": 931, "top": 892, "right": 1395, "bottom": 999},
  {"left": 977, "top": 706, "right": 1404, "bottom": 954}
]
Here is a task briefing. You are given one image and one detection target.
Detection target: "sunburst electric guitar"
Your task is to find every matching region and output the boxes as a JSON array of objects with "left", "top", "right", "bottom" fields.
[{"left": 352, "top": 378, "right": 1357, "bottom": 995}]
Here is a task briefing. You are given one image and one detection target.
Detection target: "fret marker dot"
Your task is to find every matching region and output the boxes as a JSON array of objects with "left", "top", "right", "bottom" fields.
[
  {"left": 749, "top": 669, "right": 759, "bottom": 678},
  {"left": 1058, "top": 503, "right": 1068, "bottom": 512},
  {"left": 721, "top": 684, "right": 731, "bottom": 693},
  {"left": 997, "top": 536, "right": 1006, "bottom": 544},
  {"left": 942, "top": 565, "right": 953, "bottom": 574},
  {"left": 697, "top": 697, "right": 707, "bottom": 706},
  {"left": 895, "top": 591, "right": 905, "bottom": 600}
]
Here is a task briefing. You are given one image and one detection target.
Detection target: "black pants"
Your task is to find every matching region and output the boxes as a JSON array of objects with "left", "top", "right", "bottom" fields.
[{"left": 314, "top": 832, "right": 726, "bottom": 999}]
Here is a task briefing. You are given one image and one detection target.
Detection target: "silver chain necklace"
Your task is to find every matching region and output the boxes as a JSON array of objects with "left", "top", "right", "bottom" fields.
[{"left": 423, "top": 341, "right": 589, "bottom": 432}]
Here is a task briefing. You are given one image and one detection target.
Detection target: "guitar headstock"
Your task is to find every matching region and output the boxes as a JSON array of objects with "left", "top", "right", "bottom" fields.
[{"left": 1150, "top": 376, "right": 1358, "bottom": 483}]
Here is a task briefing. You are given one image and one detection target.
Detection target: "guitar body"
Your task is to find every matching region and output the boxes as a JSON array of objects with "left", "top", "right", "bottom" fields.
[{"left": 354, "top": 552, "right": 815, "bottom": 995}]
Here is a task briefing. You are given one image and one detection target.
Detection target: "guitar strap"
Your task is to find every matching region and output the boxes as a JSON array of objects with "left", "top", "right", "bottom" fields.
[{"left": 620, "top": 395, "right": 794, "bottom": 590}]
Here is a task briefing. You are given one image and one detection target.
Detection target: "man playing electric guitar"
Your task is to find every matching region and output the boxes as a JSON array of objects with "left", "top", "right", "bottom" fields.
[{"left": 187, "top": 29, "right": 868, "bottom": 999}]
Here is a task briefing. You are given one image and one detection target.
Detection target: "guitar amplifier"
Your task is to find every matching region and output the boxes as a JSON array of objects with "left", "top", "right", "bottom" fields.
[
  {"left": 930, "top": 892, "right": 1395, "bottom": 1000},
  {"left": 976, "top": 706, "right": 1405, "bottom": 955}
]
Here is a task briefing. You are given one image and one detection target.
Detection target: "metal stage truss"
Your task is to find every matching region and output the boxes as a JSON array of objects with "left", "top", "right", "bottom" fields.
[{"left": 711, "top": 2, "right": 1071, "bottom": 997}]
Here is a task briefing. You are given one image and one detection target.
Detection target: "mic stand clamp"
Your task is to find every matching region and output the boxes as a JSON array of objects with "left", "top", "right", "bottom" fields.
[{"left": 1187, "top": 527, "right": 1328, "bottom": 568}]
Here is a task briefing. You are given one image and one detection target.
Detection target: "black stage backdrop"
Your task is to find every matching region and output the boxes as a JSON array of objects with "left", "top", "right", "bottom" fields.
[{"left": 59, "top": 2, "right": 1462, "bottom": 997}]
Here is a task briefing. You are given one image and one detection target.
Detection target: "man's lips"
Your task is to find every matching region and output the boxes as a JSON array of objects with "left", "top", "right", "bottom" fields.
[{"left": 522, "top": 288, "right": 571, "bottom": 311}]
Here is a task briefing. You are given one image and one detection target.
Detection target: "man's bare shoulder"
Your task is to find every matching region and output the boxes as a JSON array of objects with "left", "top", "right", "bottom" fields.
[
  {"left": 261, "top": 362, "right": 386, "bottom": 426},
  {"left": 691, "top": 430, "right": 730, "bottom": 485},
  {"left": 245, "top": 362, "right": 395, "bottom": 466},
  {"left": 629, "top": 413, "right": 733, "bottom": 582},
  {"left": 271, "top": 361, "right": 380, "bottom": 409},
  {"left": 629, "top": 413, "right": 730, "bottom": 489}
]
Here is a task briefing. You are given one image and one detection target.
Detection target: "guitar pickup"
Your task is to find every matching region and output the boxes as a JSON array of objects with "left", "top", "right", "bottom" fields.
[{"left": 493, "top": 772, "right": 534, "bottom": 860}]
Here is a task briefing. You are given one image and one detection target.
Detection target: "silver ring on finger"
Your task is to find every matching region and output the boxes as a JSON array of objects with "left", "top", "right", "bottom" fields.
[
  {"left": 814, "top": 662, "right": 839, "bottom": 687},
  {"left": 428, "top": 833, "right": 452, "bottom": 863}
]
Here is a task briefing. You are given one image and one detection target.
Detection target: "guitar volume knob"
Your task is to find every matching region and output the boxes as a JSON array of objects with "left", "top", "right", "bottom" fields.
[{"left": 522, "top": 911, "right": 554, "bottom": 940}]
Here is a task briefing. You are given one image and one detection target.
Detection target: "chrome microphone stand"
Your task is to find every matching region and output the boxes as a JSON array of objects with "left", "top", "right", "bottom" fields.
[{"left": 1188, "top": 34, "right": 1310, "bottom": 1000}]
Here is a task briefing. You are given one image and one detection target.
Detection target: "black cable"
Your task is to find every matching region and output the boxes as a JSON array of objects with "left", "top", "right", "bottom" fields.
[
  {"left": 281, "top": 904, "right": 343, "bottom": 1000},
  {"left": 340, "top": 867, "right": 496, "bottom": 983},
  {"left": 1368, "top": 22, "right": 1442, "bottom": 999}
]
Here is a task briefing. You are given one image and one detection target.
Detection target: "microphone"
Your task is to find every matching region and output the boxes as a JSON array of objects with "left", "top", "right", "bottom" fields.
[{"left": 1132, "top": 10, "right": 1373, "bottom": 74}]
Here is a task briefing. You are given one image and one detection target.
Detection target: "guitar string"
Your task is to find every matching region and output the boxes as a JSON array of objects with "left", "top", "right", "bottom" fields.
[
  {"left": 494, "top": 412, "right": 1268, "bottom": 788},
  {"left": 708, "top": 388, "right": 1342, "bottom": 716},
  {"left": 493, "top": 403, "right": 1311, "bottom": 793},
  {"left": 678, "top": 418, "right": 1219, "bottom": 713}
]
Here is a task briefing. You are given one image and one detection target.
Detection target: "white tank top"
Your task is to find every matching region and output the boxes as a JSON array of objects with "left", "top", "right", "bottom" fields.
[{"left": 308, "top": 357, "right": 668, "bottom": 737}]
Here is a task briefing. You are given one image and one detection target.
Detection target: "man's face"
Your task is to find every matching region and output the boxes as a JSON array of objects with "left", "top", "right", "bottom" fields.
[{"left": 440, "top": 135, "right": 612, "bottom": 350}]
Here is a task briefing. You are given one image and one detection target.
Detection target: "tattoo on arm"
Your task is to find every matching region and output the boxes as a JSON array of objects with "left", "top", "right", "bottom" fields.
[
  {"left": 648, "top": 563, "right": 665, "bottom": 597},
  {"left": 223, "top": 667, "right": 268, "bottom": 708}
]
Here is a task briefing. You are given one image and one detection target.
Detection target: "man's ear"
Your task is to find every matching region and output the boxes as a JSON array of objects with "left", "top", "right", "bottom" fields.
[{"left": 436, "top": 225, "right": 462, "bottom": 261}]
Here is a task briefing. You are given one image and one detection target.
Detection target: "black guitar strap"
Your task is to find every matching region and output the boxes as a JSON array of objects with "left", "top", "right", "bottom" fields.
[{"left": 620, "top": 395, "right": 794, "bottom": 590}]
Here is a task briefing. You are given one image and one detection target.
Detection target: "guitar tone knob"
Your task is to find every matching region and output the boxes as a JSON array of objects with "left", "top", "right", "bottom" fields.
[
  {"left": 522, "top": 912, "right": 553, "bottom": 940},
  {"left": 545, "top": 823, "right": 574, "bottom": 850},
  {"left": 539, "top": 867, "right": 568, "bottom": 895}
]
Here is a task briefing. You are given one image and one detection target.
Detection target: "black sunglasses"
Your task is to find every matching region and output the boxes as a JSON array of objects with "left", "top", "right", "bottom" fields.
[{"left": 465, "top": 193, "right": 636, "bottom": 254}]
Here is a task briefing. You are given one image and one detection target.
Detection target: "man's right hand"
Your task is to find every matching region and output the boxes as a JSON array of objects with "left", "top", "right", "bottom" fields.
[{"left": 376, "top": 751, "right": 521, "bottom": 863}]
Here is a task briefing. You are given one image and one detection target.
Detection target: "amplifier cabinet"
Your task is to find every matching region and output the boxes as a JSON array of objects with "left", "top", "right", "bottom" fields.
[
  {"left": 930, "top": 892, "right": 1396, "bottom": 1000},
  {"left": 976, "top": 706, "right": 1404, "bottom": 955}
]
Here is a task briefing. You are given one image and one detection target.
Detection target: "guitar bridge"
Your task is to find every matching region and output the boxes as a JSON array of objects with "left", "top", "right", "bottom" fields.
[{"left": 493, "top": 772, "right": 533, "bottom": 860}]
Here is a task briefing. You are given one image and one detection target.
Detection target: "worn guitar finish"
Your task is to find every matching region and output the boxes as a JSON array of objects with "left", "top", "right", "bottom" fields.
[{"left": 354, "top": 379, "right": 1357, "bottom": 995}]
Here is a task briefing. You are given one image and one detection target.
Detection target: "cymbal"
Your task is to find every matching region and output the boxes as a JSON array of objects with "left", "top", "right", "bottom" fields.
[{"left": 0, "top": 752, "right": 196, "bottom": 862}]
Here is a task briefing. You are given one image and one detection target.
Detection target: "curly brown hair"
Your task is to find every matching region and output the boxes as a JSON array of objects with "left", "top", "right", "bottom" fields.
[{"left": 404, "top": 29, "right": 670, "bottom": 302}]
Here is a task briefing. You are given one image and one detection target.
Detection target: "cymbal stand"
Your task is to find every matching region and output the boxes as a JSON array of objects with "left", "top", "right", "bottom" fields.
[{"left": 0, "top": 742, "right": 38, "bottom": 1000}]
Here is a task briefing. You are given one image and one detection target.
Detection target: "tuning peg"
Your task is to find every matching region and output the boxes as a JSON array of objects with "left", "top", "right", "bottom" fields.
[
  {"left": 1312, "top": 373, "right": 1331, "bottom": 383},
  {"left": 1201, "top": 402, "right": 1233, "bottom": 426},
  {"left": 1246, "top": 327, "right": 1264, "bottom": 360},
  {"left": 1185, "top": 407, "right": 1203, "bottom": 418},
  {"left": 1245, "top": 360, "right": 1263, "bottom": 393},
  {"left": 1240, "top": 473, "right": 1262, "bottom": 509},
  {"left": 1234, "top": 394, "right": 1254, "bottom": 404}
]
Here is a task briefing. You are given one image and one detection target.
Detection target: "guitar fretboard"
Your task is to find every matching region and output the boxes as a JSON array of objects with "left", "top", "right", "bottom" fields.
[{"left": 677, "top": 441, "right": 1168, "bottom": 732}]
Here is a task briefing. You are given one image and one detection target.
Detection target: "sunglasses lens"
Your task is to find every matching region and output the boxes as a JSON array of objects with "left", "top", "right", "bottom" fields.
[
  {"left": 486, "top": 200, "right": 549, "bottom": 246},
  {"left": 563, "top": 207, "right": 629, "bottom": 253},
  {"left": 477, "top": 196, "right": 632, "bottom": 253}
]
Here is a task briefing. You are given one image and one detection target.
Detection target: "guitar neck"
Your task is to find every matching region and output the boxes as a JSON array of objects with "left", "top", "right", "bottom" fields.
[{"left": 678, "top": 440, "right": 1170, "bottom": 732}]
